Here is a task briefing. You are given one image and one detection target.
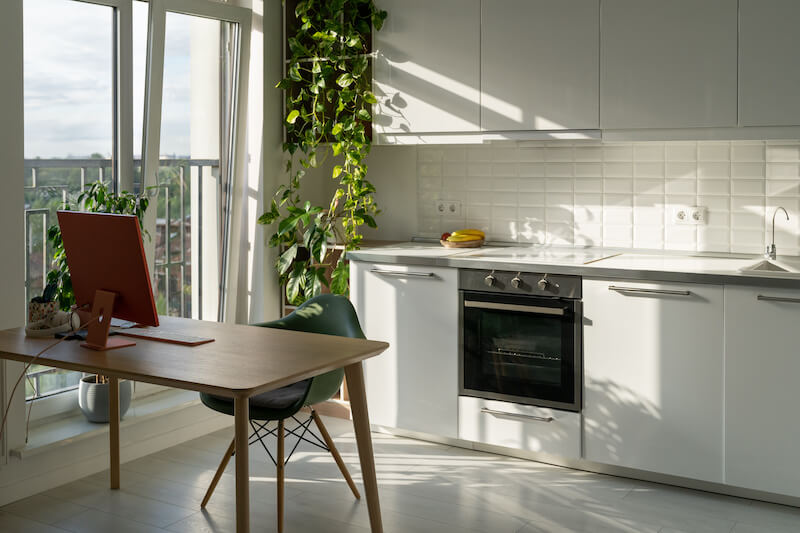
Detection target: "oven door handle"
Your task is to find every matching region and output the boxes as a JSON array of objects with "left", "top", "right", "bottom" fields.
[
  {"left": 464, "top": 301, "right": 565, "bottom": 316},
  {"left": 480, "top": 407, "right": 554, "bottom": 423}
]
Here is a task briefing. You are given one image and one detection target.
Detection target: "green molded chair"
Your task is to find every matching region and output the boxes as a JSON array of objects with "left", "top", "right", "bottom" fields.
[{"left": 199, "top": 294, "right": 363, "bottom": 533}]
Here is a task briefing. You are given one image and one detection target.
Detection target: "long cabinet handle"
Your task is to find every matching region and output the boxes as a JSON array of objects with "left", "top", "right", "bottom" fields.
[
  {"left": 464, "top": 301, "right": 565, "bottom": 316},
  {"left": 757, "top": 295, "right": 800, "bottom": 304},
  {"left": 369, "top": 269, "right": 436, "bottom": 278},
  {"left": 608, "top": 286, "right": 691, "bottom": 296},
  {"left": 480, "top": 407, "right": 554, "bottom": 423}
]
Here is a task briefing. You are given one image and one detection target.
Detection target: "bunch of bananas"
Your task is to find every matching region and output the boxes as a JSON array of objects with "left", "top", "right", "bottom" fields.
[{"left": 441, "top": 229, "right": 485, "bottom": 242}]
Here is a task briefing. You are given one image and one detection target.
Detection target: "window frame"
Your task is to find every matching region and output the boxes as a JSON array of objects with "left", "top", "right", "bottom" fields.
[{"left": 24, "top": 0, "right": 251, "bottom": 422}]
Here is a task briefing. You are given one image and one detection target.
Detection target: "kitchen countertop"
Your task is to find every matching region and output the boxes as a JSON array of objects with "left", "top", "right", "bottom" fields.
[{"left": 347, "top": 241, "right": 800, "bottom": 288}]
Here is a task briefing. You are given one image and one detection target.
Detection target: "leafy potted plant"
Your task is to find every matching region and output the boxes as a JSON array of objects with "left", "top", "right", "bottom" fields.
[
  {"left": 46, "top": 180, "right": 150, "bottom": 423},
  {"left": 258, "top": 0, "right": 387, "bottom": 305}
]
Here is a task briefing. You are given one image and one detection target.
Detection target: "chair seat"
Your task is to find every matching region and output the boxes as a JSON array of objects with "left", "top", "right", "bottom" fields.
[{"left": 200, "top": 379, "right": 311, "bottom": 421}]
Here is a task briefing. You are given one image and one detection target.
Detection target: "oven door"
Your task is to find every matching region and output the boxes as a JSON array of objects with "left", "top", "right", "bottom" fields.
[{"left": 460, "top": 291, "right": 582, "bottom": 411}]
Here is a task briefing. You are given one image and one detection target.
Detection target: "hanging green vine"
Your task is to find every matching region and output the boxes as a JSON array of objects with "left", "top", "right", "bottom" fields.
[{"left": 258, "top": 0, "right": 387, "bottom": 305}]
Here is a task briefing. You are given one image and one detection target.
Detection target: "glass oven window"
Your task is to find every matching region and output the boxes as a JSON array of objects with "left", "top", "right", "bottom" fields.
[{"left": 463, "top": 294, "right": 576, "bottom": 407}]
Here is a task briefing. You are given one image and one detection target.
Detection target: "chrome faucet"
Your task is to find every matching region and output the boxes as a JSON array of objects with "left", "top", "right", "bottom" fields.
[{"left": 766, "top": 206, "right": 790, "bottom": 260}]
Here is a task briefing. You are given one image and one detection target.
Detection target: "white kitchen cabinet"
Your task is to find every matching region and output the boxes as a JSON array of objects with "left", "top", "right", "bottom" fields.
[
  {"left": 372, "top": 0, "right": 480, "bottom": 135},
  {"left": 724, "top": 285, "right": 800, "bottom": 497},
  {"left": 739, "top": 1, "right": 800, "bottom": 126},
  {"left": 459, "top": 397, "right": 581, "bottom": 459},
  {"left": 481, "top": 0, "right": 599, "bottom": 131},
  {"left": 350, "top": 261, "right": 459, "bottom": 438},
  {"left": 583, "top": 280, "right": 724, "bottom": 483},
  {"left": 600, "top": 0, "right": 738, "bottom": 129}
]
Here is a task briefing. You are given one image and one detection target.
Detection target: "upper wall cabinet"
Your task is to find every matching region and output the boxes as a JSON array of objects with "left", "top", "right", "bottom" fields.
[
  {"left": 739, "top": 0, "right": 800, "bottom": 126},
  {"left": 372, "top": 0, "right": 480, "bottom": 135},
  {"left": 601, "top": 0, "right": 738, "bottom": 129},
  {"left": 481, "top": 0, "right": 599, "bottom": 131}
]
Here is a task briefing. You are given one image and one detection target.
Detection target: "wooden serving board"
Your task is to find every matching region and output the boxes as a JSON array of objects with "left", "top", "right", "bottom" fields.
[{"left": 440, "top": 238, "right": 484, "bottom": 248}]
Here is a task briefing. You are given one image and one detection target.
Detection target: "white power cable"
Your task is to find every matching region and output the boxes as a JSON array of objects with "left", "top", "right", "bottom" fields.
[{"left": 0, "top": 316, "right": 98, "bottom": 448}]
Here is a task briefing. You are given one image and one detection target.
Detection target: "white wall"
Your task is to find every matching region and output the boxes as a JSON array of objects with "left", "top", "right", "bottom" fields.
[
  {"left": 0, "top": 0, "right": 27, "bottom": 458},
  {"left": 360, "top": 145, "right": 418, "bottom": 241},
  {"left": 252, "top": 0, "right": 284, "bottom": 322},
  {"left": 0, "top": 2, "right": 25, "bottom": 328}
]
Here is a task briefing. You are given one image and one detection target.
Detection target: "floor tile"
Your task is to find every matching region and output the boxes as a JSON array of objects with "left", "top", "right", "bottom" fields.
[
  {"left": 0, "top": 510, "right": 69, "bottom": 532},
  {"left": 54, "top": 509, "right": 166, "bottom": 533},
  {"left": 0, "top": 493, "right": 87, "bottom": 525}
]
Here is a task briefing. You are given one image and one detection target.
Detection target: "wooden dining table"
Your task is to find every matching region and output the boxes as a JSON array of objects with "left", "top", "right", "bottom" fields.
[{"left": 0, "top": 316, "right": 389, "bottom": 533}]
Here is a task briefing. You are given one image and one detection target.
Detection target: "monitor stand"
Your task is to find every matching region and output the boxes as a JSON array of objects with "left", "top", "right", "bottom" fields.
[{"left": 81, "top": 290, "right": 137, "bottom": 351}]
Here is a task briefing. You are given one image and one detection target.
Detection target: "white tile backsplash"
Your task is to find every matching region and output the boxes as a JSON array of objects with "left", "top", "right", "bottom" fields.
[{"left": 417, "top": 140, "right": 800, "bottom": 254}]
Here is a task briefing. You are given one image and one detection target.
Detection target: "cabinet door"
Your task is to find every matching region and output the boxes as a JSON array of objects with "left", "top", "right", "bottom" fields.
[
  {"left": 373, "top": 0, "right": 480, "bottom": 135},
  {"left": 600, "top": 0, "right": 737, "bottom": 129},
  {"left": 739, "top": 0, "right": 800, "bottom": 126},
  {"left": 583, "top": 280, "right": 724, "bottom": 483},
  {"left": 725, "top": 286, "right": 800, "bottom": 497},
  {"left": 481, "top": 0, "right": 599, "bottom": 131},
  {"left": 350, "top": 261, "right": 459, "bottom": 438}
]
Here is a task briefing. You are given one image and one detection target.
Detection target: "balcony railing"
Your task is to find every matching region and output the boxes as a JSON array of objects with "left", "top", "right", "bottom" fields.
[{"left": 23, "top": 157, "right": 220, "bottom": 401}]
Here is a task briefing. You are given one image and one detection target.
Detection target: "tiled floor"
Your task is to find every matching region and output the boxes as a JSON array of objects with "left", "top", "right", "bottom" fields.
[{"left": 2, "top": 416, "right": 799, "bottom": 532}]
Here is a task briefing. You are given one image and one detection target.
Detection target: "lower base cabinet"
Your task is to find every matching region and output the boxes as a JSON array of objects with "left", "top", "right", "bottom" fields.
[
  {"left": 724, "top": 285, "right": 800, "bottom": 498},
  {"left": 351, "top": 261, "right": 459, "bottom": 439},
  {"left": 459, "top": 397, "right": 581, "bottom": 459},
  {"left": 582, "top": 279, "right": 725, "bottom": 483}
]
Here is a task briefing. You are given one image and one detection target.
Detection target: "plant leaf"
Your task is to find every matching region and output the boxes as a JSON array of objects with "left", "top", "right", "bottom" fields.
[
  {"left": 277, "top": 244, "right": 298, "bottom": 275},
  {"left": 286, "top": 110, "right": 300, "bottom": 124},
  {"left": 330, "top": 259, "right": 349, "bottom": 295},
  {"left": 277, "top": 214, "right": 300, "bottom": 236},
  {"left": 336, "top": 73, "right": 353, "bottom": 88},
  {"left": 286, "top": 262, "right": 306, "bottom": 304}
]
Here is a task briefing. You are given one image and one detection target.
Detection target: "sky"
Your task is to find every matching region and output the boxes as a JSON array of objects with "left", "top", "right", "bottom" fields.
[{"left": 23, "top": 0, "right": 192, "bottom": 159}]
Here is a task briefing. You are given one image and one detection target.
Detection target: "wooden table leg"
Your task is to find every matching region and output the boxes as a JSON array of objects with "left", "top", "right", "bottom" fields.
[
  {"left": 234, "top": 397, "right": 250, "bottom": 533},
  {"left": 109, "top": 377, "right": 120, "bottom": 490},
  {"left": 344, "top": 362, "right": 383, "bottom": 533}
]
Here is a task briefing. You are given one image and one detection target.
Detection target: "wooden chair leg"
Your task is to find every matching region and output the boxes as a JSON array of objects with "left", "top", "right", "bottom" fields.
[
  {"left": 201, "top": 436, "right": 236, "bottom": 508},
  {"left": 311, "top": 409, "right": 361, "bottom": 500},
  {"left": 277, "top": 419, "right": 285, "bottom": 533}
]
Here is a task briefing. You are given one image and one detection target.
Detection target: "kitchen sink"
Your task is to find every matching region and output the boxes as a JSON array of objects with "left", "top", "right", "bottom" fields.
[{"left": 739, "top": 259, "right": 797, "bottom": 273}]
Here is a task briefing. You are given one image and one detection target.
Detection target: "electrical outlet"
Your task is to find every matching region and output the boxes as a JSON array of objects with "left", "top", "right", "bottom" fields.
[
  {"left": 690, "top": 206, "right": 707, "bottom": 224},
  {"left": 671, "top": 205, "right": 707, "bottom": 225},
  {"left": 435, "top": 200, "right": 462, "bottom": 217}
]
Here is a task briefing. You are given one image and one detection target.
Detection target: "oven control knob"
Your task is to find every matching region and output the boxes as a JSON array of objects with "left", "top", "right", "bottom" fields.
[
  {"left": 537, "top": 277, "right": 550, "bottom": 290},
  {"left": 484, "top": 273, "right": 496, "bottom": 287},
  {"left": 511, "top": 275, "right": 522, "bottom": 289}
]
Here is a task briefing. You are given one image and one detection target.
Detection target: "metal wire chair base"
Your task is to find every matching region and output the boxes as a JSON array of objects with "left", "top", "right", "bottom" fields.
[{"left": 237, "top": 410, "right": 330, "bottom": 467}]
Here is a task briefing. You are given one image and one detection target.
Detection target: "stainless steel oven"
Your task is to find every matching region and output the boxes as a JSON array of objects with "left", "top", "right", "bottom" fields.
[{"left": 459, "top": 269, "right": 582, "bottom": 412}]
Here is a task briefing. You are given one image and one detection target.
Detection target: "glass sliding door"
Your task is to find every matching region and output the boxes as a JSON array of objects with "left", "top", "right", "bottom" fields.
[
  {"left": 143, "top": 0, "right": 251, "bottom": 322},
  {"left": 152, "top": 12, "right": 231, "bottom": 319}
]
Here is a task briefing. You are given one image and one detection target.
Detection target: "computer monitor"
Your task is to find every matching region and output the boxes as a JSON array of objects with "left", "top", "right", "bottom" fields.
[{"left": 57, "top": 211, "right": 159, "bottom": 351}]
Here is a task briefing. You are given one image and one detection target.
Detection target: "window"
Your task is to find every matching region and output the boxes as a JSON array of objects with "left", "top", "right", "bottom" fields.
[
  {"left": 22, "top": 0, "right": 251, "bottom": 411},
  {"left": 23, "top": 0, "right": 116, "bottom": 401}
]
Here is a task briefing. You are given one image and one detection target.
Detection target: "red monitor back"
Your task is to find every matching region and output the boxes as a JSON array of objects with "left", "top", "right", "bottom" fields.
[{"left": 57, "top": 211, "right": 159, "bottom": 327}]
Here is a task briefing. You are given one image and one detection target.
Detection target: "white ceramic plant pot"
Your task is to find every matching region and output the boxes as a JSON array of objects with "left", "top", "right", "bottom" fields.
[{"left": 78, "top": 377, "right": 132, "bottom": 423}]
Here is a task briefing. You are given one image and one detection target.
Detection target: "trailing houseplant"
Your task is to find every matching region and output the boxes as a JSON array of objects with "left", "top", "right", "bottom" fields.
[
  {"left": 258, "top": 0, "right": 387, "bottom": 305},
  {"left": 44, "top": 180, "right": 149, "bottom": 423}
]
